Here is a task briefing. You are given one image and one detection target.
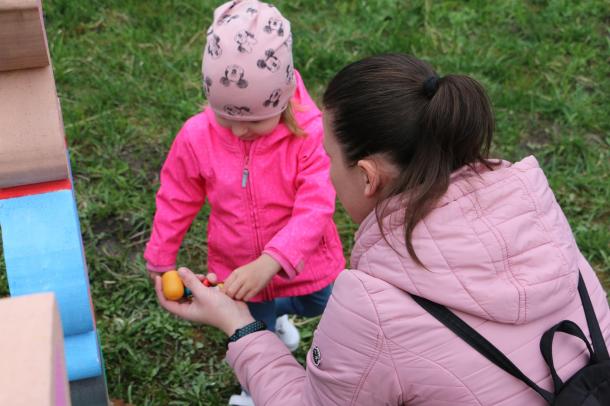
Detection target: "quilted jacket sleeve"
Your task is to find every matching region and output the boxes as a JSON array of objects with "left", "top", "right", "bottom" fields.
[
  {"left": 263, "top": 121, "right": 336, "bottom": 278},
  {"left": 226, "top": 270, "right": 402, "bottom": 405},
  {"left": 144, "top": 126, "right": 207, "bottom": 269}
]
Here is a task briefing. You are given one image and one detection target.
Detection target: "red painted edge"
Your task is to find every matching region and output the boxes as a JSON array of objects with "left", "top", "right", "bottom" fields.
[{"left": 0, "top": 179, "right": 72, "bottom": 200}]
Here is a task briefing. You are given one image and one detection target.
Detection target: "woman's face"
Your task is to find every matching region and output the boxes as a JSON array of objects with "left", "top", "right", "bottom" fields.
[{"left": 322, "top": 111, "right": 378, "bottom": 224}]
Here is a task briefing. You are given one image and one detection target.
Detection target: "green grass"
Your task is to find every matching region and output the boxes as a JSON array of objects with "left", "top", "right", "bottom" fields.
[{"left": 0, "top": 0, "right": 608, "bottom": 404}]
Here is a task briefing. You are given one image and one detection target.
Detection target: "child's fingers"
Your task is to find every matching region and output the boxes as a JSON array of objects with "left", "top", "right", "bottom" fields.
[
  {"left": 243, "top": 290, "right": 255, "bottom": 302},
  {"left": 224, "top": 272, "right": 237, "bottom": 290},
  {"left": 206, "top": 273, "right": 219, "bottom": 284},
  {"left": 224, "top": 286, "right": 237, "bottom": 299},
  {"left": 243, "top": 282, "right": 264, "bottom": 302},
  {"left": 233, "top": 283, "right": 251, "bottom": 301},
  {"left": 223, "top": 278, "right": 241, "bottom": 298}
]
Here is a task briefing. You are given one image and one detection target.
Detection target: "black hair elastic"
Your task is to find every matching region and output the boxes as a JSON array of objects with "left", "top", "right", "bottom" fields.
[{"left": 423, "top": 75, "right": 440, "bottom": 99}]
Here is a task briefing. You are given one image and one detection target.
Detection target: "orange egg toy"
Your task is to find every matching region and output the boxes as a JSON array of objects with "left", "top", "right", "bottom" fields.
[{"left": 162, "top": 270, "right": 185, "bottom": 301}]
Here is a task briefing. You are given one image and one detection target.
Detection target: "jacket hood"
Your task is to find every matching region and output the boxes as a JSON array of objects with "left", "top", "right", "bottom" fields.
[{"left": 350, "top": 156, "right": 580, "bottom": 325}]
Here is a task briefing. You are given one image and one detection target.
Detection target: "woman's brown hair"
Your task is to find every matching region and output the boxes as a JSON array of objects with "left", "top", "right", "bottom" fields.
[{"left": 323, "top": 53, "right": 496, "bottom": 266}]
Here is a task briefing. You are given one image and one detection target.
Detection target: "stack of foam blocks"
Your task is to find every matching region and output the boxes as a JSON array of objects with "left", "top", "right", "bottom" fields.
[{"left": 0, "top": 0, "right": 109, "bottom": 404}]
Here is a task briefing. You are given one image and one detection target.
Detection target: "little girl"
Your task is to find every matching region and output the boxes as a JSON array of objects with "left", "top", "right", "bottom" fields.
[{"left": 144, "top": 0, "right": 344, "bottom": 393}]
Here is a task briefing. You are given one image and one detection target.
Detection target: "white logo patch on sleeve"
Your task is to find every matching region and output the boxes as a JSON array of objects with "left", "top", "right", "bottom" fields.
[{"left": 312, "top": 346, "right": 321, "bottom": 367}]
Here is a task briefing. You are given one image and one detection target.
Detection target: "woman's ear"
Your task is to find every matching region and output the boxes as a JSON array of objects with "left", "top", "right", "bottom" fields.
[{"left": 356, "top": 159, "right": 381, "bottom": 198}]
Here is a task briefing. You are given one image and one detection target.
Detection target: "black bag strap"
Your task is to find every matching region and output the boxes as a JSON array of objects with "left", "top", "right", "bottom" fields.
[
  {"left": 411, "top": 270, "right": 609, "bottom": 404},
  {"left": 540, "top": 320, "right": 595, "bottom": 392},
  {"left": 410, "top": 293, "right": 554, "bottom": 403},
  {"left": 577, "top": 272, "right": 609, "bottom": 361}
]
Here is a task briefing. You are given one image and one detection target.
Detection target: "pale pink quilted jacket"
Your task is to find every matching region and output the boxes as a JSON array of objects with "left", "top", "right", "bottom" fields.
[
  {"left": 227, "top": 156, "right": 610, "bottom": 405},
  {"left": 144, "top": 71, "right": 344, "bottom": 302}
]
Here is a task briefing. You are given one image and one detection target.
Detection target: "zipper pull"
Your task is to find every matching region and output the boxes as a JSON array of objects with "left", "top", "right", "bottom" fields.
[
  {"left": 242, "top": 152, "right": 250, "bottom": 188},
  {"left": 241, "top": 168, "right": 249, "bottom": 188}
]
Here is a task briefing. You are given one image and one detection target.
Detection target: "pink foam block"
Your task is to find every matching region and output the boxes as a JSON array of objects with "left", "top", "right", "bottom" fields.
[
  {"left": 0, "top": 0, "right": 69, "bottom": 188},
  {"left": 0, "top": 293, "right": 71, "bottom": 406},
  {"left": 0, "top": 0, "right": 50, "bottom": 72}
]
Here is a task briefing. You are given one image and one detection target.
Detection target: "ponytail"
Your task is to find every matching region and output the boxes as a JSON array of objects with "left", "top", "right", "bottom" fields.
[{"left": 398, "top": 74, "right": 496, "bottom": 265}]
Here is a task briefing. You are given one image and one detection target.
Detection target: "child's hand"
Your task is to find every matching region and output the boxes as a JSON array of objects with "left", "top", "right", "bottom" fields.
[
  {"left": 155, "top": 267, "right": 255, "bottom": 336},
  {"left": 146, "top": 262, "right": 174, "bottom": 283},
  {"left": 148, "top": 270, "right": 161, "bottom": 282},
  {"left": 223, "top": 254, "right": 282, "bottom": 301}
]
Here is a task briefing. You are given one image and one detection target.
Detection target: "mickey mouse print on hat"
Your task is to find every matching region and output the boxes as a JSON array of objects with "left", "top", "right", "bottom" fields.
[{"left": 202, "top": 0, "right": 296, "bottom": 121}]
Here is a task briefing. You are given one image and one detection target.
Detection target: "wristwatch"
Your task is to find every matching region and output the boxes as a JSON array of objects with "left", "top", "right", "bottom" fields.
[{"left": 227, "top": 320, "right": 267, "bottom": 345}]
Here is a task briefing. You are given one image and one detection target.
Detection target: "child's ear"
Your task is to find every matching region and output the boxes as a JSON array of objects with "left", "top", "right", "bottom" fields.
[{"left": 357, "top": 159, "right": 380, "bottom": 198}]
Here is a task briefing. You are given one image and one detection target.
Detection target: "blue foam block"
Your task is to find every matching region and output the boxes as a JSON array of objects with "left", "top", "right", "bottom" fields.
[
  {"left": 0, "top": 138, "right": 106, "bottom": 391},
  {"left": 64, "top": 331, "right": 103, "bottom": 380},
  {"left": 0, "top": 190, "right": 94, "bottom": 335},
  {"left": 0, "top": 189, "right": 104, "bottom": 380}
]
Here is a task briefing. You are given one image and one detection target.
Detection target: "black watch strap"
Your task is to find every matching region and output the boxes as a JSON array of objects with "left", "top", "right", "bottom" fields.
[{"left": 227, "top": 320, "right": 267, "bottom": 345}]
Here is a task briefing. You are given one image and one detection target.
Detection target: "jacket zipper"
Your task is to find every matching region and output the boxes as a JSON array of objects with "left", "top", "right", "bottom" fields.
[{"left": 241, "top": 141, "right": 270, "bottom": 300}]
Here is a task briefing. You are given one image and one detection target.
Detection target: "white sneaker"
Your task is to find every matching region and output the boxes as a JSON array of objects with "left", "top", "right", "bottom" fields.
[
  {"left": 228, "top": 390, "right": 255, "bottom": 406},
  {"left": 275, "top": 314, "right": 300, "bottom": 352}
]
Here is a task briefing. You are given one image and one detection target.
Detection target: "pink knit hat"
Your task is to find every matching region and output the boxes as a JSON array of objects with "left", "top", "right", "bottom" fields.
[{"left": 202, "top": 0, "right": 296, "bottom": 121}]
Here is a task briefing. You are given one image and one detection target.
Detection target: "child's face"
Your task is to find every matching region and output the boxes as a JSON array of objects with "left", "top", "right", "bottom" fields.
[{"left": 215, "top": 113, "right": 281, "bottom": 140}]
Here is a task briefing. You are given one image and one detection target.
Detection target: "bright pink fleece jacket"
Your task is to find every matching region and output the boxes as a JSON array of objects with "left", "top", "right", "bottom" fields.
[
  {"left": 144, "top": 71, "right": 344, "bottom": 302},
  {"left": 226, "top": 156, "right": 610, "bottom": 405}
]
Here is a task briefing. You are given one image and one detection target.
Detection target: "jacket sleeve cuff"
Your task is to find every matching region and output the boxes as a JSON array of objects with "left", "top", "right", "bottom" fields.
[
  {"left": 143, "top": 244, "right": 178, "bottom": 271},
  {"left": 146, "top": 262, "right": 176, "bottom": 273},
  {"left": 263, "top": 248, "right": 297, "bottom": 279}
]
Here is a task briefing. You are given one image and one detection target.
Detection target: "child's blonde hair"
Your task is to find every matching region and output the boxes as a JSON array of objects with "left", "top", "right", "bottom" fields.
[{"left": 282, "top": 101, "right": 307, "bottom": 137}]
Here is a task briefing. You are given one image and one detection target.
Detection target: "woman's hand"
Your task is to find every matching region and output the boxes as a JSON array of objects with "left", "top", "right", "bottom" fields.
[
  {"left": 223, "top": 254, "right": 282, "bottom": 301},
  {"left": 155, "top": 267, "right": 255, "bottom": 336}
]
